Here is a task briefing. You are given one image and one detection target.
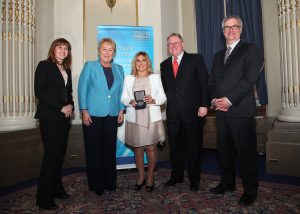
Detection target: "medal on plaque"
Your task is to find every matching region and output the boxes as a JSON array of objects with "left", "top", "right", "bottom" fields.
[{"left": 134, "top": 90, "right": 146, "bottom": 110}]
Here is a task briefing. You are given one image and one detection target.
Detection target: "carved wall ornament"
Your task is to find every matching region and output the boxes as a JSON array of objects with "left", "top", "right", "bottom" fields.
[{"left": 106, "top": 0, "right": 116, "bottom": 11}]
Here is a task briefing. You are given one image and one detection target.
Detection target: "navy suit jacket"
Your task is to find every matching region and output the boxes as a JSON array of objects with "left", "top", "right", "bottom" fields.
[{"left": 208, "top": 41, "right": 261, "bottom": 117}]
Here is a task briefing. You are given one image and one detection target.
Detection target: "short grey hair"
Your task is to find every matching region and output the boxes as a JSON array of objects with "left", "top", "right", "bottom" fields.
[{"left": 221, "top": 15, "right": 243, "bottom": 29}]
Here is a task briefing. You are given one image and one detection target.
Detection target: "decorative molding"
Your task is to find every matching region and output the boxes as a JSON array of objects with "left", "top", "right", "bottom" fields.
[
  {"left": 21, "top": 0, "right": 25, "bottom": 24},
  {"left": 2, "top": 32, "right": 34, "bottom": 42},
  {"left": 2, "top": 0, "right": 6, "bottom": 22},
  {"left": 106, "top": 0, "right": 116, "bottom": 11},
  {"left": 15, "top": 0, "right": 19, "bottom": 23},
  {"left": 0, "top": 0, "right": 36, "bottom": 130},
  {"left": 8, "top": 0, "right": 13, "bottom": 22},
  {"left": 284, "top": 0, "right": 287, "bottom": 12},
  {"left": 277, "top": 0, "right": 300, "bottom": 119}
]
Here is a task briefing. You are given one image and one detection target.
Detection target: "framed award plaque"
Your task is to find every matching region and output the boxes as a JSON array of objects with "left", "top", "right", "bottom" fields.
[{"left": 134, "top": 90, "right": 146, "bottom": 110}]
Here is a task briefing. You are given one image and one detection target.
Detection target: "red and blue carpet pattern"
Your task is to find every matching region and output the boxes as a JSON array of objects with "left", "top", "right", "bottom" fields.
[{"left": 0, "top": 168, "right": 299, "bottom": 213}]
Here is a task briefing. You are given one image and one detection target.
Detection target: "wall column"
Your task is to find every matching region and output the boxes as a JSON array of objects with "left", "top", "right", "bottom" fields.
[
  {"left": 277, "top": 0, "right": 300, "bottom": 122},
  {"left": 0, "top": 0, "right": 36, "bottom": 131},
  {"left": 266, "top": 0, "right": 300, "bottom": 178}
]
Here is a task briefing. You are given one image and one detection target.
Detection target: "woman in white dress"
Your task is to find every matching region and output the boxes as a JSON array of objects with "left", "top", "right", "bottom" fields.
[{"left": 121, "top": 51, "right": 166, "bottom": 192}]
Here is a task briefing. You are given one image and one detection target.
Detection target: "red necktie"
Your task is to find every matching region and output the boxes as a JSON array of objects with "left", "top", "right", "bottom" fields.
[{"left": 173, "top": 56, "right": 178, "bottom": 78}]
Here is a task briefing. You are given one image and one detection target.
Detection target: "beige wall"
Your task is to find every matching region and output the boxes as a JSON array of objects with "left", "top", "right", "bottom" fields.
[
  {"left": 85, "top": 0, "right": 137, "bottom": 61},
  {"left": 139, "top": 0, "right": 164, "bottom": 72},
  {"left": 261, "top": 0, "right": 282, "bottom": 117},
  {"left": 180, "top": 0, "right": 197, "bottom": 53},
  {"left": 160, "top": 0, "right": 180, "bottom": 60},
  {"left": 35, "top": 0, "right": 54, "bottom": 64}
]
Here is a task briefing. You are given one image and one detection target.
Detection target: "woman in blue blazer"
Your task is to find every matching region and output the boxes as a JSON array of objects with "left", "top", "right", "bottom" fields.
[{"left": 78, "top": 38, "right": 125, "bottom": 196}]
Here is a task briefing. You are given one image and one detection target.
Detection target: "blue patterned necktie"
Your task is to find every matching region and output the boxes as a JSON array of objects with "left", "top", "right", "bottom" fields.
[{"left": 224, "top": 47, "right": 231, "bottom": 64}]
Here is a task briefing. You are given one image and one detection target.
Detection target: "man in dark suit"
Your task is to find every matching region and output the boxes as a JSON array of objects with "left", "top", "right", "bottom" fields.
[
  {"left": 208, "top": 15, "right": 261, "bottom": 206},
  {"left": 160, "top": 33, "right": 208, "bottom": 192}
]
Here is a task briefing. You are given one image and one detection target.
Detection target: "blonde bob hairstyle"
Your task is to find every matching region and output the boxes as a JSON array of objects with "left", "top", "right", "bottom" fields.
[
  {"left": 98, "top": 38, "right": 117, "bottom": 55},
  {"left": 131, "top": 51, "right": 153, "bottom": 76}
]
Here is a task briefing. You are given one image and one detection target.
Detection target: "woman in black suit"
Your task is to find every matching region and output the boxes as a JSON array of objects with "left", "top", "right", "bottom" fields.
[{"left": 34, "top": 38, "right": 74, "bottom": 210}]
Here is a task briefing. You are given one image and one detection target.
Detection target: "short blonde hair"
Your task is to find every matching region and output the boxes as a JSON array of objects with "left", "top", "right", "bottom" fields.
[
  {"left": 131, "top": 51, "right": 153, "bottom": 76},
  {"left": 98, "top": 38, "right": 116, "bottom": 53}
]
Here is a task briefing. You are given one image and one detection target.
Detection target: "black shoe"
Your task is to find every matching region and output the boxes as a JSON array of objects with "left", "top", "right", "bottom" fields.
[
  {"left": 190, "top": 183, "right": 199, "bottom": 192},
  {"left": 239, "top": 193, "right": 257, "bottom": 206},
  {"left": 164, "top": 178, "right": 183, "bottom": 187},
  {"left": 134, "top": 179, "right": 146, "bottom": 191},
  {"left": 55, "top": 192, "right": 70, "bottom": 199},
  {"left": 209, "top": 184, "right": 236, "bottom": 194},
  {"left": 36, "top": 201, "right": 58, "bottom": 210},
  {"left": 95, "top": 190, "right": 104, "bottom": 196},
  {"left": 146, "top": 183, "right": 154, "bottom": 192}
]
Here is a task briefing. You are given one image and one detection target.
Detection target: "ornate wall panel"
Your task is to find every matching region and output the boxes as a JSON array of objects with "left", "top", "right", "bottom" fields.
[
  {"left": 1, "top": 0, "right": 36, "bottom": 131},
  {"left": 277, "top": 0, "right": 300, "bottom": 122}
]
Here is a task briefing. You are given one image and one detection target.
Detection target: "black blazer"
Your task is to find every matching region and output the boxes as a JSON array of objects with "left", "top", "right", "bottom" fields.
[
  {"left": 160, "top": 52, "right": 208, "bottom": 123},
  {"left": 34, "top": 60, "right": 74, "bottom": 121},
  {"left": 208, "top": 41, "right": 261, "bottom": 117}
]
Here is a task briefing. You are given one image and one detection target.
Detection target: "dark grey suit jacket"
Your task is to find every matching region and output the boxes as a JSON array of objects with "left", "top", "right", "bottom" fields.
[{"left": 208, "top": 41, "right": 261, "bottom": 117}]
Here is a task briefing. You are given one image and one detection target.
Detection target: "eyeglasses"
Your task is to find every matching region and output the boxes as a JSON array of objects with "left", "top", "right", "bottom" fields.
[
  {"left": 167, "top": 42, "right": 182, "bottom": 47},
  {"left": 223, "top": 25, "right": 241, "bottom": 31}
]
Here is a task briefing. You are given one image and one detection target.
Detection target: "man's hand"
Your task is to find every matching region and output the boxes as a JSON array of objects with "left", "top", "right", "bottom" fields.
[
  {"left": 198, "top": 107, "right": 208, "bottom": 117},
  {"left": 213, "top": 97, "right": 231, "bottom": 112}
]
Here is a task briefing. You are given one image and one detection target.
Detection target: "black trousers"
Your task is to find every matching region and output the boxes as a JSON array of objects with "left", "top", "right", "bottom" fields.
[
  {"left": 216, "top": 116, "right": 258, "bottom": 195},
  {"left": 167, "top": 117, "right": 204, "bottom": 185},
  {"left": 36, "top": 119, "right": 70, "bottom": 204},
  {"left": 83, "top": 116, "right": 118, "bottom": 192}
]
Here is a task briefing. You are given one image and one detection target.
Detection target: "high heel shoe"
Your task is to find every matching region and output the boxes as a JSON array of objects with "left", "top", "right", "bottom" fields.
[
  {"left": 146, "top": 182, "right": 154, "bottom": 192},
  {"left": 134, "top": 179, "right": 145, "bottom": 191}
]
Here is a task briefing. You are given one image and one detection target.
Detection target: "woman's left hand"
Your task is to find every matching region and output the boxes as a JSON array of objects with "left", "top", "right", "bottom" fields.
[
  {"left": 144, "top": 95, "right": 155, "bottom": 104},
  {"left": 118, "top": 110, "right": 124, "bottom": 124},
  {"left": 61, "top": 104, "right": 73, "bottom": 118}
]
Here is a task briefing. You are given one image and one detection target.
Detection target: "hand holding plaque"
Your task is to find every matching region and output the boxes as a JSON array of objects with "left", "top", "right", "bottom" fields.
[{"left": 134, "top": 90, "right": 146, "bottom": 110}]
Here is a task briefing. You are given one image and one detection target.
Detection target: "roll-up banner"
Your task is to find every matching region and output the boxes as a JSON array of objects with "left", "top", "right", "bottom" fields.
[{"left": 97, "top": 25, "right": 154, "bottom": 169}]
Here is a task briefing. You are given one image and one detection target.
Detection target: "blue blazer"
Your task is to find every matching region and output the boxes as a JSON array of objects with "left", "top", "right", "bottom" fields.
[{"left": 78, "top": 60, "right": 125, "bottom": 117}]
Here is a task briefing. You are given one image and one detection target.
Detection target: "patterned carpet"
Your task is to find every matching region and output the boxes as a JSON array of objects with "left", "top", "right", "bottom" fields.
[{"left": 0, "top": 168, "right": 299, "bottom": 213}]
